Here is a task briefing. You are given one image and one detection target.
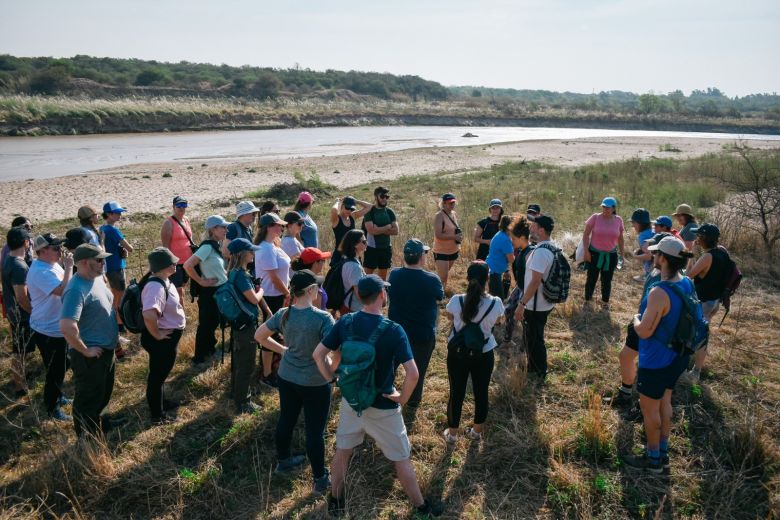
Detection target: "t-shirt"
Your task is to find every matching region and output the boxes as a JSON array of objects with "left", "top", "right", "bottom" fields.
[
  {"left": 341, "top": 258, "right": 365, "bottom": 311},
  {"left": 254, "top": 241, "right": 291, "bottom": 296},
  {"left": 60, "top": 275, "right": 118, "bottom": 348},
  {"left": 446, "top": 294, "right": 504, "bottom": 352},
  {"left": 586, "top": 214, "right": 624, "bottom": 252},
  {"left": 226, "top": 221, "right": 253, "bottom": 242},
  {"left": 298, "top": 211, "right": 319, "bottom": 249},
  {"left": 265, "top": 306, "right": 335, "bottom": 386},
  {"left": 81, "top": 226, "right": 101, "bottom": 247},
  {"left": 363, "top": 207, "right": 396, "bottom": 249},
  {"left": 100, "top": 224, "right": 126, "bottom": 272},
  {"left": 230, "top": 268, "right": 260, "bottom": 321},
  {"left": 387, "top": 267, "right": 444, "bottom": 342},
  {"left": 523, "top": 240, "right": 556, "bottom": 312},
  {"left": 679, "top": 222, "right": 697, "bottom": 243},
  {"left": 281, "top": 236, "right": 304, "bottom": 259},
  {"left": 322, "top": 311, "right": 413, "bottom": 409},
  {"left": 485, "top": 231, "right": 514, "bottom": 274},
  {"left": 28, "top": 259, "right": 65, "bottom": 337},
  {"left": 141, "top": 278, "right": 186, "bottom": 330},
  {"left": 194, "top": 243, "right": 228, "bottom": 285},
  {"left": 2, "top": 255, "right": 29, "bottom": 325},
  {"left": 637, "top": 228, "right": 655, "bottom": 274}
]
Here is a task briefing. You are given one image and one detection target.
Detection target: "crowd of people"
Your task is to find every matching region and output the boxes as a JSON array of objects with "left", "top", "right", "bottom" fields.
[{"left": 1, "top": 187, "right": 735, "bottom": 515}]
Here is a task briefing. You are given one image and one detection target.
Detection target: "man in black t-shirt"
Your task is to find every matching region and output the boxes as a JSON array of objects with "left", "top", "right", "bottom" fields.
[
  {"left": 362, "top": 186, "right": 398, "bottom": 280},
  {"left": 2, "top": 227, "right": 34, "bottom": 397}
]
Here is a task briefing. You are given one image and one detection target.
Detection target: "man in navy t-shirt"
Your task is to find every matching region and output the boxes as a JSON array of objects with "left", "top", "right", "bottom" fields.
[{"left": 388, "top": 239, "right": 444, "bottom": 408}]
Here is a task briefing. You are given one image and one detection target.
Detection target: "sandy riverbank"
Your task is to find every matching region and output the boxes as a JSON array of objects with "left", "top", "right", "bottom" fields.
[{"left": 2, "top": 135, "right": 778, "bottom": 224}]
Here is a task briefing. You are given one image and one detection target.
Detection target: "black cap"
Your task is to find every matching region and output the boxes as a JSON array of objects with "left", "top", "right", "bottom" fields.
[
  {"left": 343, "top": 196, "right": 357, "bottom": 210},
  {"left": 283, "top": 211, "right": 303, "bottom": 225},
  {"left": 289, "top": 269, "right": 323, "bottom": 293},
  {"left": 374, "top": 186, "right": 390, "bottom": 197},
  {"left": 528, "top": 214, "right": 554, "bottom": 234},
  {"left": 527, "top": 204, "right": 542, "bottom": 215},
  {"left": 693, "top": 223, "right": 720, "bottom": 238},
  {"left": 630, "top": 208, "right": 651, "bottom": 225},
  {"left": 64, "top": 228, "right": 91, "bottom": 250}
]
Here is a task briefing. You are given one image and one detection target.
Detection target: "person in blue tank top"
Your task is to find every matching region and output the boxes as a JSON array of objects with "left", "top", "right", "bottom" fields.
[{"left": 623, "top": 236, "right": 694, "bottom": 474}]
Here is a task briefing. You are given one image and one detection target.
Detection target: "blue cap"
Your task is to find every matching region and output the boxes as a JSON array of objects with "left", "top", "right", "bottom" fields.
[
  {"left": 227, "top": 238, "right": 260, "bottom": 254},
  {"left": 403, "top": 238, "right": 430, "bottom": 258},
  {"left": 357, "top": 274, "right": 390, "bottom": 296},
  {"left": 653, "top": 215, "right": 673, "bottom": 228},
  {"left": 205, "top": 215, "right": 229, "bottom": 229},
  {"left": 102, "top": 201, "right": 126, "bottom": 213},
  {"left": 601, "top": 197, "right": 617, "bottom": 208},
  {"left": 489, "top": 199, "right": 503, "bottom": 208}
]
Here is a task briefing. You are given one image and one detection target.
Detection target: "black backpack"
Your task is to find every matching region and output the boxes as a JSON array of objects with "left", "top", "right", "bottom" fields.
[
  {"left": 323, "top": 257, "right": 359, "bottom": 311},
  {"left": 447, "top": 296, "right": 497, "bottom": 359},
  {"left": 718, "top": 247, "right": 742, "bottom": 325},
  {"left": 120, "top": 275, "right": 167, "bottom": 334}
]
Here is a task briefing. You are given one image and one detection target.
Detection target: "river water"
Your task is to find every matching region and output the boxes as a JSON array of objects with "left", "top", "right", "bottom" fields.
[{"left": 1, "top": 125, "right": 779, "bottom": 182}]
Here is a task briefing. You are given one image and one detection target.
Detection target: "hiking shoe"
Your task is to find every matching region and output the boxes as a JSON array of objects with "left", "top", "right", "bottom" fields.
[
  {"left": 417, "top": 499, "right": 444, "bottom": 517},
  {"left": 609, "top": 390, "right": 633, "bottom": 409},
  {"left": 260, "top": 374, "right": 279, "bottom": 388},
  {"left": 661, "top": 453, "right": 670, "bottom": 470},
  {"left": 622, "top": 453, "right": 663, "bottom": 474},
  {"left": 621, "top": 404, "right": 643, "bottom": 423},
  {"left": 57, "top": 395, "right": 73, "bottom": 407},
  {"left": 632, "top": 275, "right": 645, "bottom": 283},
  {"left": 237, "top": 401, "right": 262, "bottom": 415},
  {"left": 465, "top": 427, "right": 483, "bottom": 441},
  {"left": 275, "top": 454, "right": 306, "bottom": 474},
  {"left": 312, "top": 470, "right": 331, "bottom": 495},
  {"left": 679, "top": 369, "right": 700, "bottom": 385},
  {"left": 49, "top": 407, "right": 72, "bottom": 422},
  {"left": 442, "top": 428, "right": 458, "bottom": 445}
]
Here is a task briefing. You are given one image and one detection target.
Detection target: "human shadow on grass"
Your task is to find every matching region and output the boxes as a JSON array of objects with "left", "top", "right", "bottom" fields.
[{"left": 568, "top": 304, "right": 622, "bottom": 353}]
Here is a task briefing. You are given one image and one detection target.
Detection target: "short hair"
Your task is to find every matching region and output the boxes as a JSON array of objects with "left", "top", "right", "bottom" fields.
[
  {"left": 11, "top": 216, "right": 28, "bottom": 227},
  {"left": 6, "top": 226, "right": 28, "bottom": 249},
  {"left": 358, "top": 290, "right": 381, "bottom": 306}
]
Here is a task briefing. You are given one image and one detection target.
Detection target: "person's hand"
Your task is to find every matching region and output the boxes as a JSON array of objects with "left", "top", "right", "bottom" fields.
[
  {"left": 284, "top": 293, "right": 291, "bottom": 307},
  {"left": 156, "top": 330, "right": 172, "bottom": 341},
  {"left": 583, "top": 250, "right": 592, "bottom": 263},
  {"left": 61, "top": 249, "right": 74, "bottom": 270},
  {"left": 84, "top": 346, "right": 103, "bottom": 358},
  {"left": 202, "top": 278, "right": 219, "bottom": 287},
  {"left": 382, "top": 389, "right": 403, "bottom": 404},
  {"left": 514, "top": 303, "right": 525, "bottom": 321}
]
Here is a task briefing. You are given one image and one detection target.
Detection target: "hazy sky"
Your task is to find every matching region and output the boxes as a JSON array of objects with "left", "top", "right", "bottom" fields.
[{"left": 2, "top": 0, "right": 778, "bottom": 96}]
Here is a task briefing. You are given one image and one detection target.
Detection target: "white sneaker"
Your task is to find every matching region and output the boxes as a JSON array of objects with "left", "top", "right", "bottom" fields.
[
  {"left": 679, "top": 369, "right": 700, "bottom": 385},
  {"left": 466, "top": 427, "right": 483, "bottom": 441},
  {"left": 118, "top": 335, "right": 131, "bottom": 345},
  {"left": 442, "top": 428, "right": 458, "bottom": 444}
]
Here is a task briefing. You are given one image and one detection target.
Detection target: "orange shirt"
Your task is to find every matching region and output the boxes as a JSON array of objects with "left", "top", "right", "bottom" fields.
[
  {"left": 168, "top": 216, "right": 194, "bottom": 263},
  {"left": 433, "top": 210, "right": 460, "bottom": 255}
]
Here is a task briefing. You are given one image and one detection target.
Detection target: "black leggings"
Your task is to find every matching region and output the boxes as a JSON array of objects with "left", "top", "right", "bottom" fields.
[
  {"left": 276, "top": 377, "right": 331, "bottom": 479},
  {"left": 446, "top": 349, "right": 495, "bottom": 429},
  {"left": 141, "top": 329, "right": 182, "bottom": 419},
  {"left": 194, "top": 286, "right": 221, "bottom": 362},
  {"left": 32, "top": 332, "right": 68, "bottom": 414},
  {"left": 585, "top": 250, "right": 618, "bottom": 302}
]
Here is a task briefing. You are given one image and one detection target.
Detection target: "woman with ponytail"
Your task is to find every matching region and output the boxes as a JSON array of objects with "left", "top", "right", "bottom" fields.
[
  {"left": 485, "top": 215, "right": 515, "bottom": 299},
  {"left": 443, "top": 261, "right": 504, "bottom": 444},
  {"left": 255, "top": 270, "right": 335, "bottom": 494}
]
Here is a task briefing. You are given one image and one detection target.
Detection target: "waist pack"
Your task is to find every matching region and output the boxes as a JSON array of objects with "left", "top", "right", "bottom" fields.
[
  {"left": 215, "top": 270, "right": 257, "bottom": 327},
  {"left": 448, "top": 296, "right": 497, "bottom": 359},
  {"left": 336, "top": 315, "right": 391, "bottom": 415},
  {"left": 656, "top": 281, "right": 709, "bottom": 356},
  {"left": 120, "top": 276, "right": 167, "bottom": 334}
]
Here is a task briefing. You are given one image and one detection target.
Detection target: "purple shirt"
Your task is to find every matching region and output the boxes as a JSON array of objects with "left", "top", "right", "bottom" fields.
[{"left": 141, "top": 278, "right": 186, "bottom": 330}]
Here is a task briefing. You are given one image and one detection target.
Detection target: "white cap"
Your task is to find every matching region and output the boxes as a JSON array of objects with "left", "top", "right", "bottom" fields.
[
  {"left": 648, "top": 236, "right": 686, "bottom": 258},
  {"left": 235, "top": 201, "right": 260, "bottom": 217}
]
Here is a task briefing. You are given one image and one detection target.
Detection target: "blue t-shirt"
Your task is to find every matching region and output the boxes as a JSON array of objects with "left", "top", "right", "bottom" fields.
[
  {"left": 60, "top": 275, "right": 119, "bottom": 348},
  {"left": 387, "top": 267, "right": 444, "bottom": 342},
  {"left": 638, "top": 277, "right": 693, "bottom": 369},
  {"left": 298, "top": 211, "right": 319, "bottom": 248},
  {"left": 226, "top": 221, "right": 253, "bottom": 242},
  {"left": 637, "top": 228, "right": 655, "bottom": 274},
  {"left": 485, "top": 231, "right": 514, "bottom": 274},
  {"left": 322, "top": 312, "right": 413, "bottom": 409},
  {"left": 100, "top": 224, "right": 125, "bottom": 272}
]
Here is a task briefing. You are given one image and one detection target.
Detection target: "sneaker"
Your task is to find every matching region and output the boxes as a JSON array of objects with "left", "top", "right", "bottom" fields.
[
  {"left": 621, "top": 404, "right": 644, "bottom": 423},
  {"left": 118, "top": 335, "right": 131, "bottom": 346},
  {"left": 632, "top": 275, "right": 645, "bottom": 283},
  {"left": 609, "top": 390, "right": 633, "bottom": 409},
  {"left": 312, "top": 470, "right": 331, "bottom": 495},
  {"left": 679, "top": 369, "right": 700, "bottom": 385},
  {"left": 661, "top": 453, "right": 671, "bottom": 470},
  {"left": 163, "top": 398, "right": 181, "bottom": 411},
  {"left": 622, "top": 452, "right": 663, "bottom": 474},
  {"left": 57, "top": 395, "right": 73, "bottom": 407},
  {"left": 237, "top": 401, "right": 262, "bottom": 415},
  {"left": 417, "top": 499, "right": 444, "bottom": 517},
  {"left": 442, "top": 428, "right": 458, "bottom": 445},
  {"left": 115, "top": 345, "right": 126, "bottom": 359},
  {"left": 260, "top": 374, "right": 279, "bottom": 388},
  {"left": 275, "top": 454, "right": 306, "bottom": 474},
  {"left": 151, "top": 413, "right": 178, "bottom": 426},
  {"left": 49, "top": 407, "right": 72, "bottom": 422},
  {"left": 465, "top": 427, "right": 483, "bottom": 441}
]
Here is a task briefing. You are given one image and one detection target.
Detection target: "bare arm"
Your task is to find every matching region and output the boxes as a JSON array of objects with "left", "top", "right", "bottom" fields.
[
  {"left": 618, "top": 232, "right": 625, "bottom": 257},
  {"left": 388, "top": 220, "right": 399, "bottom": 236},
  {"left": 51, "top": 253, "right": 74, "bottom": 296},
  {"left": 330, "top": 199, "right": 341, "bottom": 228},
  {"left": 119, "top": 238, "right": 134, "bottom": 253},
  {"left": 60, "top": 319, "right": 102, "bottom": 358},
  {"left": 161, "top": 219, "right": 173, "bottom": 249},
  {"left": 142, "top": 309, "right": 171, "bottom": 340},
  {"left": 632, "top": 287, "right": 668, "bottom": 339},
  {"left": 255, "top": 322, "right": 288, "bottom": 355},
  {"left": 473, "top": 223, "right": 485, "bottom": 244},
  {"left": 582, "top": 220, "right": 594, "bottom": 262},
  {"left": 515, "top": 270, "right": 543, "bottom": 320},
  {"left": 313, "top": 343, "right": 337, "bottom": 382},
  {"left": 687, "top": 253, "right": 712, "bottom": 279},
  {"left": 241, "top": 286, "right": 264, "bottom": 306},
  {"left": 13, "top": 284, "right": 31, "bottom": 313},
  {"left": 352, "top": 200, "right": 372, "bottom": 219},
  {"left": 383, "top": 359, "right": 419, "bottom": 405}
]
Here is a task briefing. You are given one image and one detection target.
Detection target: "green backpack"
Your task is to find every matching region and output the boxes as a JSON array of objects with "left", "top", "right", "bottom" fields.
[{"left": 336, "top": 314, "right": 392, "bottom": 416}]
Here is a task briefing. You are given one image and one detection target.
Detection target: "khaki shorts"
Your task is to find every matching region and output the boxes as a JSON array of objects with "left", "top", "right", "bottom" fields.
[{"left": 335, "top": 398, "right": 411, "bottom": 461}]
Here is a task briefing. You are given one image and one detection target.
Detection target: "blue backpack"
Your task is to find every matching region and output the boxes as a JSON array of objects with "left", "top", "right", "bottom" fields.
[
  {"left": 215, "top": 269, "right": 257, "bottom": 327},
  {"left": 655, "top": 280, "right": 709, "bottom": 356}
]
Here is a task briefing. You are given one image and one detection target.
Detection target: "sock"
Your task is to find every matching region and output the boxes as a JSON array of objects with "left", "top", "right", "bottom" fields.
[
  {"left": 619, "top": 383, "right": 633, "bottom": 395},
  {"left": 660, "top": 438, "right": 669, "bottom": 455},
  {"left": 646, "top": 448, "right": 661, "bottom": 462}
]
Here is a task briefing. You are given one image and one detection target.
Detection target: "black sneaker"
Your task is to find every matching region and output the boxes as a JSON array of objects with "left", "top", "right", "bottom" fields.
[
  {"left": 275, "top": 454, "right": 306, "bottom": 474},
  {"left": 328, "top": 494, "right": 346, "bottom": 516},
  {"left": 660, "top": 452, "right": 670, "bottom": 470},
  {"left": 621, "top": 404, "right": 643, "bottom": 423},
  {"left": 417, "top": 499, "right": 444, "bottom": 517},
  {"left": 260, "top": 374, "right": 279, "bottom": 388},
  {"left": 237, "top": 401, "right": 262, "bottom": 415},
  {"left": 312, "top": 470, "right": 331, "bottom": 495},
  {"left": 622, "top": 453, "right": 663, "bottom": 474},
  {"left": 609, "top": 390, "right": 633, "bottom": 408}
]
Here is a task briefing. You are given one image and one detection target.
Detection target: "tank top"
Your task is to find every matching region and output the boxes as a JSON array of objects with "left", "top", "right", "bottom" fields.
[
  {"left": 168, "top": 216, "right": 194, "bottom": 263},
  {"left": 476, "top": 217, "right": 500, "bottom": 260},
  {"left": 332, "top": 215, "right": 355, "bottom": 252},
  {"left": 694, "top": 247, "right": 730, "bottom": 301},
  {"left": 638, "top": 276, "right": 693, "bottom": 369},
  {"left": 433, "top": 210, "right": 460, "bottom": 255}
]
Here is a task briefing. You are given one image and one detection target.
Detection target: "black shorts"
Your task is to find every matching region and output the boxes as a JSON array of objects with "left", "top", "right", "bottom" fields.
[
  {"left": 170, "top": 264, "right": 190, "bottom": 288},
  {"left": 433, "top": 251, "right": 459, "bottom": 262},
  {"left": 625, "top": 323, "right": 639, "bottom": 351},
  {"left": 106, "top": 269, "right": 126, "bottom": 291},
  {"left": 9, "top": 321, "right": 34, "bottom": 355},
  {"left": 363, "top": 246, "right": 393, "bottom": 269},
  {"left": 637, "top": 354, "right": 689, "bottom": 400}
]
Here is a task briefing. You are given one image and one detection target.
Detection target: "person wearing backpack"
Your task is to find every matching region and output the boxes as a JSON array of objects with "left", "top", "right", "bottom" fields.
[
  {"left": 255, "top": 269, "right": 335, "bottom": 494},
  {"left": 225, "top": 238, "right": 264, "bottom": 414},
  {"left": 623, "top": 236, "right": 695, "bottom": 473},
  {"left": 503, "top": 215, "right": 534, "bottom": 343},
  {"left": 683, "top": 223, "right": 731, "bottom": 384},
  {"left": 312, "top": 275, "right": 441, "bottom": 517},
  {"left": 331, "top": 229, "right": 367, "bottom": 314},
  {"left": 183, "top": 215, "right": 229, "bottom": 364},
  {"left": 160, "top": 196, "right": 194, "bottom": 301},
  {"left": 582, "top": 197, "right": 625, "bottom": 309},
  {"left": 140, "top": 247, "right": 186, "bottom": 425},
  {"left": 443, "top": 261, "right": 503, "bottom": 444}
]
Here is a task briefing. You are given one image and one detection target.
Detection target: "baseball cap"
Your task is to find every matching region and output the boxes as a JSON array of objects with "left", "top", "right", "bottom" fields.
[
  {"left": 148, "top": 247, "right": 179, "bottom": 272},
  {"left": 601, "top": 197, "right": 617, "bottom": 208},
  {"left": 630, "top": 208, "right": 651, "bottom": 225},
  {"left": 643, "top": 232, "right": 671, "bottom": 246},
  {"left": 297, "top": 191, "right": 315, "bottom": 204},
  {"left": 466, "top": 261, "right": 489, "bottom": 284},
  {"left": 33, "top": 233, "right": 65, "bottom": 251},
  {"left": 235, "top": 201, "right": 260, "bottom": 217},
  {"left": 102, "top": 201, "right": 126, "bottom": 214},
  {"left": 64, "top": 228, "right": 91, "bottom": 250},
  {"left": 528, "top": 214, "right": 555, "bottom": 234},
  {"left": 300, "top": 247, "right": 332, "bottom": 264},
  {"left": 205, "top": 215, "right": 229, "bottom": 229},
  {"left": 77, "top": 205, "right": 97, "bottom": 220},
  {"left": 173, "top": 196, "right": 188, "bottom": 207},
  {"left": 403, "top": 238, "right": 430, "bottom": 259},
  {"left": 289, "top": 269, "right": 324, "bottom": 293},
  {"left": 6, "top": 226, "right": 31, "bottom": 247},
  {"left": 73, "top": 244, "right": 111, "bottom": 262},
  {"left": 342, "top": 196, "right": 357, "bottom": 210},
  {"left": 653, "top": 215, "right": 673, "bottom": 228},
  {"left": 357, "top": 274, "right": 390, "bottom": 297},
  {"left": 227, "top": 238, "right": 260, "bottom": 254},
  {"left": 374, "top": 186, "right": 390, "bottom": 197},
  {"left": 648, "top": 236, "right": 686, "bottom": 258},
  {"left": 693, "top": 223, "right": 720, "bottom": 238},
  {"left": 283, "top": 211, "right": 303, "bottom": 225},
  {"left": 259, "top": 212, "right": 287, "bottom": 227},
  {"left": 672, "top": 204, "right": 693, "bottom": 217},
  {"left": 489, "top": 199, "right": 503, "bottom": 208},
  {"left": 527, "top": 203, "right": 542, "bottom": 215},
  {"left": 442, "top": 193, "right": 457, "bottom": 202}
]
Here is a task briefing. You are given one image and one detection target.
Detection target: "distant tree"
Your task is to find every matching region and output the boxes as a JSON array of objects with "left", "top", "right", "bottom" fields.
[
  {"left": 135, "top": 68, "right": 171, "bottom": 86},
  {"left": 251, "top": 72, "right": 283, "bottom": 99},
  {"left": 638, "top": 93, "right": 661, "bottom": 114},
  {"left": 668, "top": 90, "right": 686, "bottom": 112},
  {"left": 471, "top": 89, "right": 482, "bottom": 97},
  {"left": 28, "top": 65, "right": 70, "bottom": 94}
]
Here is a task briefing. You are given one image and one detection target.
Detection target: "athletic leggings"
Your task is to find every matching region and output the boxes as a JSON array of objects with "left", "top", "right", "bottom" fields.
[
  {"left": 141, "top": 328, "right": 182, "bottom": 419},
  {"left": 446, "top": 349, "right": 495, "bottom": 429},
  {"left": 585, "top": 249, "right": 618, "bottom": 302}
]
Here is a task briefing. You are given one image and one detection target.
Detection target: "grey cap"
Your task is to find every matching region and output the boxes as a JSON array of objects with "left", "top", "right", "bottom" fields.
[{"left": 205, "top": 215, "right": 229, "bottom": 229}]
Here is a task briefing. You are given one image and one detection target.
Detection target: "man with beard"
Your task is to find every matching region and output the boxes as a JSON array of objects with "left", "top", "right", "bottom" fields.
[{"left": 362, "top": 187, "right": 399, "bottom": 281}]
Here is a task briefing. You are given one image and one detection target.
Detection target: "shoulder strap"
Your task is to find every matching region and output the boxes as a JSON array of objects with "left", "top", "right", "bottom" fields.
[
  {"left": 146, "top": 276, "right": 169, "bottom": 302},
  {"left": 443, "top": 210, "right": 458, "bottom": 228},
  {"left": 367, "top": 317, "right": 392, "bottom": 345},
  {"left": 474, "top": 298, "right": 497, "bottom": 326},
  {"left": 171, "top": 216, "right": 196, "bottom": 246}
]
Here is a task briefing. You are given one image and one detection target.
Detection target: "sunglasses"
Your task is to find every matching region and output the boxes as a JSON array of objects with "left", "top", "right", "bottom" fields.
[
  {"left": 360, "top": 239, "right": 368, "bottom": 244},
  {"left": 90, "top": 257, "right": 106, "bottom": 264},
  {"left": 378, "top": 194, "right": 390, "bottom": 200},
  {"left": 174, "top": 203, "right": 188, "bottom": 208}
]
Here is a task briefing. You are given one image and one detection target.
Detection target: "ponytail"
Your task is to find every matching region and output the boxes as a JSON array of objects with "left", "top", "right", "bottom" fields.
[
  {"left": 461, "top": 278, "right": 486, "bottom": 323},
  {"left": 498, "top": 215, "right": 512, "bottom": 233}
]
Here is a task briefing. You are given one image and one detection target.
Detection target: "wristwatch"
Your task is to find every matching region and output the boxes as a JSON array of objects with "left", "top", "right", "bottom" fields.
[{"left": 329, "top": 376, "right": 337, "bottom": 384}]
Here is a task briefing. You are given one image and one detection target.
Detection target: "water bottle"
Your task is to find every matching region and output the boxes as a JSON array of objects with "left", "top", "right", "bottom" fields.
[{"left": 617, "top": 256, "right": 624, "bottom": 270}]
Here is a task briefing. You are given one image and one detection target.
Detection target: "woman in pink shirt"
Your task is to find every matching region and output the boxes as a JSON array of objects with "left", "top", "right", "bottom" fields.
[
  {"left": 141, "top": 247, "right": 187, "bottom": 425},
  {"left": 582, "top": 197, "right": 625, "bottom": 307}
]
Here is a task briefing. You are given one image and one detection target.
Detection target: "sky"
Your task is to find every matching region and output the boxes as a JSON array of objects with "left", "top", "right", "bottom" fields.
[{"left": 1, "top": 0, "right": 778, "bottom": 97}]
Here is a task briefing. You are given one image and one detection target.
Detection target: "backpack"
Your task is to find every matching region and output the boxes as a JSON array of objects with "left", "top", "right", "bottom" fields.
[
  {"left": 215, "top": 269, "right": 257, "bottom": 327},
  {"left": 336, "top": 314, "right": 392, "bottom": 415},
  {"left": 655, "top": 280, "right": 709, "bottom": 356},
  {"left": 323, "top": 257, "right": 358, "bottom": 311},
  {"left": 447, "top": 296, "right": 497, "bottom": 359},
  {"left": 718, "top": 247, "right": 742, "bottom": 325},
  {"left": 536, "top": 243, "right": 571, "bottom": 304},
  {"left": 120, "top": 276, "right": 166, "bottom": 334}
]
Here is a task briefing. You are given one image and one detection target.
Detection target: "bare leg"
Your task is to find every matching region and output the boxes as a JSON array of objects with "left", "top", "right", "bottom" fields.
[
  {"left": 660, "top": 389, "right": 673, "bottom": 439},
  {"left": 330, "top": 447, "right": 353, "bottom": 499},
  {"left": 619, "top": 346, "right": 638, "bottom": 386},
  {"left": 262, "top": 350, "right": 274, "bottom": 378},
  {"left": 639, "top": 394, "right": 662, "bottom": 451},
  {"left": 692, "top": 346, "right": 707, "bottom": 372},
  {"left": 435, "top": 260, "right": 450, "bottom": 290},
  {"left": 377, "top": 268, "right": 388, "bottom": 281},
  {"left": 393, "top": 458, "right": 424, "bottom": 507}
]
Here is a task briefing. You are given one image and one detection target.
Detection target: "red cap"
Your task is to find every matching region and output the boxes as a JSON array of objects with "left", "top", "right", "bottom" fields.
[
  {"left": 300, "top": 247, "right": 331, "bottom": 264},
  {"left": 297, "top": 191, "right": 315, "bottom": 204}
]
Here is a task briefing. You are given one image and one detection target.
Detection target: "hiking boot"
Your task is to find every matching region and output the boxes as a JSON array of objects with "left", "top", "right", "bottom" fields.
[
  {"left": 237, "top": 401, "right": 262, "bottom": 415},
  {"left": 57, "top": 395, "right": 73, "bottom": 407},
  {"left": 275, "top": 454, "right": 306, "bottom": 474},
  {"left": 442, "top": 428, "right": 458, "bottom": 445},
  {"left": 621, "top": 403, "right": 643, "bottom": 423},
  {"left": 260, "top": 374, "right": 279, "bottom": 389},
  {"left": 49, "top": 407, "right": 72, "bottom": 422},
  {"left": 312, "top": 470, "right": 331, "bottom": 495},
  {"left": 622, "top": 453, "right": 663, "bottom": 474},
  {"left": 417, "top": 498, "right": 444, "bottom": 517}
]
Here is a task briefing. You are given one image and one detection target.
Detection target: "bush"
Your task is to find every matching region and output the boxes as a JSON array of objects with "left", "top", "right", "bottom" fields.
[{"left": 28, "top": 66, "right": 70, "bottom": 95}]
